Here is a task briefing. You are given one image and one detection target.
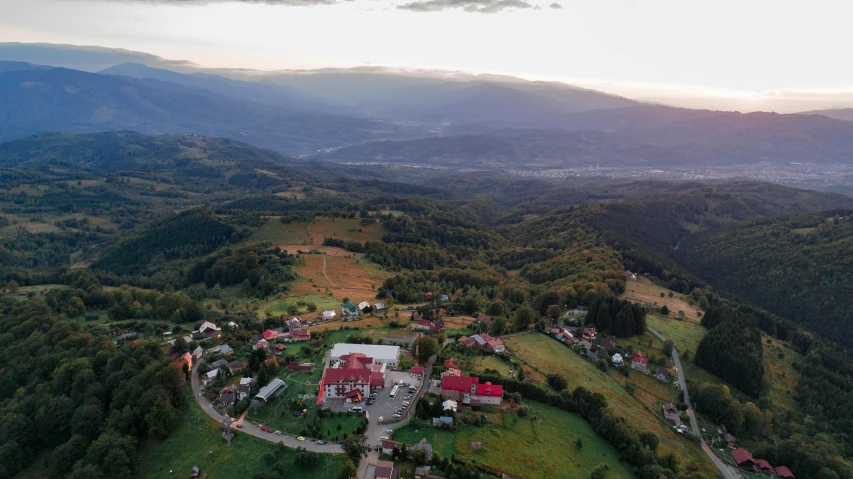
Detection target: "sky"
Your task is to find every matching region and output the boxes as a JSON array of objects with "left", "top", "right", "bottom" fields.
[{"left": 2, "top": 0, "right": 852, "bottom": 111}]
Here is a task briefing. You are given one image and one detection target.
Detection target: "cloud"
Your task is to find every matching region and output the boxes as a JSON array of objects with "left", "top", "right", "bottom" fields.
[
  {"left": 397, "top": 0, "right": 534, "bottom": 13},
  {"left": 549, "top": 2, "right": 561, "bottom": 8}
]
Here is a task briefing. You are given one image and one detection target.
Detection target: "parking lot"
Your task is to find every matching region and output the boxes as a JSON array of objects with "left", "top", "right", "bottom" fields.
[{"left": 326, "top": 370, "right": 423, "bottom": 424}]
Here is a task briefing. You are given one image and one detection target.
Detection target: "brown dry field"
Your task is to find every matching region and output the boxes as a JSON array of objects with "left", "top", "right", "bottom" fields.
[
  {"left": 309, "top": 317, "right": 387, "bottom": 332},
  {"left": 289, "top": 248, "right": 388, "bottom": 303},
  {"left": 623, "top": 276, "right": 702, "bottom": 323},
  {"left": 250, "top": 217, "right": 385, "bottom": 247},
  {"left": 442, "top": 316, "right": 478, "bottom": 330}
]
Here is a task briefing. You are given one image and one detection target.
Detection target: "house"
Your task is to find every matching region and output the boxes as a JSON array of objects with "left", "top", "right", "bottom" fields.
[
  {"left": 482, "top": 334, "right": 505, "bottom": 353},
  {"left": 286, "top": 328, "right": 310, "bottom": 342},
  {"left": 576, "top": 340, "right": 593, "bottom": 351},
  {"left": 175, "top": 352, "right": 193, "bottom": 370},
  {"left": 286, "top": 318, "right": 302, "bottom": 331},
  {"left": 477, "top": 315, "right": 493, "bottom": 325},
  {"left": 274, "top": 343, "right": 287, "bottom": 353},
  {"left": 374, "top": 460, "right": 398, "bottom": 479},
  {"left": 203, "top": 368, "right": 219, "bottom": 385},
  {"left": 118, "top": 331, "right": 137, "bottom": 341},
  {"left": 218, "top": 385, "right": 237, "bottom": 406},
  {"left": 211, "top": 359, "right": 228, "bottom": 369},
  {"left": 582, "top": 327, "right": 597, "bottom": 341},
  {"left": 425, "top": 292, "right": 433, "bottom": 301},
  {"left": 655, "top": 367, "right": 670, "bottom": 382},
  {"left": 415, "top": 466, "right": 432, "bottom": 479},
  {"left": 611, "top": 353, "right": 624, "bottom": 366},
  {"left": 724, "top": 433, "right": 737, "bottom": 448},
  {"left": 192, "top": 346, "right": 204, "bottom": 361},
  {"left": 632, "top": 352, "right": 649, "bottom": 372},
  {"left": 441, "top": 375, "right": 503, "bottom": 405},
  {"left": 775, "top": 466, "right": 796, "bottom": 479},
  {"left": 731, "top": 448, "right": 756, "bottom": 470},
  {"left": 440, "top": 294, "right": 449, "bottom": 302},
  {"left": 322, "top": 310, "right": 337, "bottom": 321},
  {"left": 410, "top": 366, "right": 425, "bottom": 378},
  {"left": 381, "top": 439, "right": 399, "bottom": 455},
  {"left": 262, "top": 329, "right": 278, "bottom": 340},
  {"left": 599, "top": 336, "right": 616, "bottom": 349},
  {"left": 288, "top": 362, "right": 316, "bottom": 372},
  {"left": 375, "top": 302, "right": 388, "bottom": 311},
  {"left": 208, "top": 344, "right": 233, "bottom": 356},
  {"left": 358, "top": 301, "right": 371, "bottom": 312},
  {"left": 457, "top": 336, "right": 476, "bottom": 348},
  {"left": 442, "top": 399, "right": 458, "bottom": 412},
  {"left": 756, "top": 459, "right": 773, "bottom": 472},
  {"left": 342, "top": 300, "right": 360, "bottom": 320},
  {"left": 414, "top": 319, "right": 445, "bottom": 334},
  {"left": 227, "top": 361, "right": 247, "bottom": 375},
  {"left": 198, "top": 321, "right": 220, "bottom": 333},
  {"left": 442, "top": 368, "right": 462, "bottom": 377},
  {"left": 663, "top": 402, "right": 679, "bottom": 420},
  {"left": 254, "top": 338, "right": 269, "bottom": 350},
  {"left": 190, "top": 466, "right": 200, "bottom": 478},
  {"left": 444, "top": 357, "right": 459, "bottom": 369},
  {"left": 253, "top": 378, "right": 286, "bottom": 405}
]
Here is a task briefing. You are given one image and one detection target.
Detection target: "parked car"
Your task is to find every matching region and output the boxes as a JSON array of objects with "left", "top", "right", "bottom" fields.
[
  {"left": 235, "top": 424, "right": 243, "bottom": 429},
  {"left": 315, "top": 440, "right": 325, "bottom": 445},
  {"left": 297, "top": 436, "right": 305, "bottom": 441},
  {"left": 392, "top": 413, "right": 402, "bottom": 418},
  {"left": 274, "top": 430, "right": 281, "bottom": 435}
]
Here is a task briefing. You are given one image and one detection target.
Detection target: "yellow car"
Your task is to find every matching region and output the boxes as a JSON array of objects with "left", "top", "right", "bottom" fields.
[{"left": 297, "top": 436, "right": 305, "bottom": 441}]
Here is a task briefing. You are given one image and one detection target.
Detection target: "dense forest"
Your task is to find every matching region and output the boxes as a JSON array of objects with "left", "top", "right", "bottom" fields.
[
  {"left": 683, "top": 211, "right": 853, "bottom": 348},
  {"left": 0, "top": 298, "right": 185, "bottom": 479}
]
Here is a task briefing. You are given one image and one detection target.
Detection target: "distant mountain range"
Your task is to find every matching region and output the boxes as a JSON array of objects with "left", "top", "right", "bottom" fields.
[
  {"left": 317, "top": 110, "right": 853, "bottom": 169},
  {"left": 4, "top": 43, "right": 853, "bottom": 170}
]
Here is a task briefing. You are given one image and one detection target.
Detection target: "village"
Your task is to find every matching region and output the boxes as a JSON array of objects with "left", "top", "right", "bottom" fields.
[{"left": 123, "top": 270, "right": 797, "bottom": 479}]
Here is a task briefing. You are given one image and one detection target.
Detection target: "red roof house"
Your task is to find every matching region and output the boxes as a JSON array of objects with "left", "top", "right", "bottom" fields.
[
  {"left": 731, "top": 448, "right": 756, "bottom": 469},
  {"left": 444, "top": 357, "right": 459, "bottom": 369},
  {"left": 631, "top": 352, "right": 649, "bottom": 371},
  {"left": 345, "top": 389, "right": 364, "bottom": 402},
  {"left": 262, "top": 329, "right": 277, "bottom": 340},
  {"left": 410, "top": 366, "right": 425, "bottom": 376},
  {"left": 775, "top": 466, "right": 796, "bottom": 479},
  {"left": 755, "top": 459, "right": 773, "bottom": 472},
  {"left": 441, "top": 375, "right": 502, "bottom": 405}
]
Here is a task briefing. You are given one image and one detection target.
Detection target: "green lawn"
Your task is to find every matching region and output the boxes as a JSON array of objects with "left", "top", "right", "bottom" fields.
[
  {"left": 646, "top": 314, "right": 707, "bottom": 356},
  {"left": 504, "top": 333, "right": 711, "bottom": 473},
  {"left": 136, "top": 389, "right": 345, "bottom": 479},
  {"left": 397, "top": 401, "right": 634, "bottom": 479}
]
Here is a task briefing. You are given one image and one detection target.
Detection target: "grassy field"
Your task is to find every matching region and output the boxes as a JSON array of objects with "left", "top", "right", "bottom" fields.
[
  {"left": 762, "top": 335, "right": 802, "bottom": 411},
  {"left": 504, "top": 333, "right": 712, "bottom": 473},
  {"left": 646, "top": 314, "right": 707, "bottom": 356},
  {"left": 135, "top": 389, "right": 345, "bottom": 479},
  {"left": 396, "top": 401, "right": 635, "bottom": 479},
  {"left": 624, "top": 276, "right": 703, "bottom": 323},
  {"left": 248, "top": 217, "right": 385, "bottom": 246}
]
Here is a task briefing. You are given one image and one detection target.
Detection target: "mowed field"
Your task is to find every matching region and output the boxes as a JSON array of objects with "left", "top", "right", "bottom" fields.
[
  {"left": 646, "top": 314, "right": 707, "bottom": 355},
  {"left": 504, "top": 333, "right": 713, "bottom": 473},
  {"left": 245, "top": 218, "right": 391, "bottom": 308},
  {"left": 623, "top": 276, "right": 702, "bottom": 323},
  {"left": 248, "top": 217, "right": 385, "bottom": 248},
  {"left": 135, "top": 389, "right": 345, "bottom": 479},
  {"left": 397, "top": 401, "right": 634, "bottom": 479}
]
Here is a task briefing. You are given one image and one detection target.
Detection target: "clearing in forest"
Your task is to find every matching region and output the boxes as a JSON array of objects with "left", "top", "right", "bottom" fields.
[
  {"left": 248, "top": 217, "right": 385, "bottom": 248},
  {"left": 623, "top": 276, "right": 702, "bottom": 323},
  {"left": 646, "top": 314, "right": 707, "bottom": 355}
]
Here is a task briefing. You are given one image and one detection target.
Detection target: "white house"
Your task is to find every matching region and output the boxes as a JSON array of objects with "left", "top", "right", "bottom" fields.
[
  {"left": 203, "top": 368, "right": 219, "bottom": 385},
  {"left": 199, "top": 321, "right": 220, "bottom": 333},
  {"left": 357, "top": 301, "right": 371, "bottom": 312},
  {"left": 442, "top": 399, "right": 458, "bottom": 412},
  {"left": 322, "top": 310, "right": 337, "bottom": 321},
  {"left": 192, "top": 346, "right": 204, "bottom": 362},
  {"left": 611, "top": 353, "right": 624, "bottom": 366}
]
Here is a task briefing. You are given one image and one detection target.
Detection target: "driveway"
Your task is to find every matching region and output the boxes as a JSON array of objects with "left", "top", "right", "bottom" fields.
[
  {"left": 647, "top": 326, "right": 743, "bottom": 479},
  {"left": 191, "top": 362, "right": 343, "bottom": 453}
]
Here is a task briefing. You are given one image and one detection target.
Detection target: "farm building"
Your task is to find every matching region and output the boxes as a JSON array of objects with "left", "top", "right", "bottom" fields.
[
  {"left": 330, "top": 344, "right": 400, "bottom": 367},
  {"left": 253, "top": 378, "right": 286, "bottom": 405},
  {"left": 441, "top": 375, "right": 503, "bottom": 405},
  {"left": 341, "top": 300, "right": 360, "bottom": 320}
]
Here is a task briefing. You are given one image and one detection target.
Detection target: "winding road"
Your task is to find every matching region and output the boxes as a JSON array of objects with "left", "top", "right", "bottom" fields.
[
  {"left": 191, "top": 361, "right": 343, "bottom": 453},
  {"left": 647, "top": 327, "right": 742, "bottom": 479}
]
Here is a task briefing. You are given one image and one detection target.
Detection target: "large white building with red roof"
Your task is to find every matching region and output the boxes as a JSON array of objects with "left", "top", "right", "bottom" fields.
[
  {"left": 441, "top": 375, "right": 503, "bottom": 406},
  {"left": 322, "top": 352, "right": 386, "bottom": 400}
]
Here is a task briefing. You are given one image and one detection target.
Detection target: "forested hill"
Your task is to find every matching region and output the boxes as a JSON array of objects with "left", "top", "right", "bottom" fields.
[{"left": 680, "top": 210, "right": 853, "bottom": 348}]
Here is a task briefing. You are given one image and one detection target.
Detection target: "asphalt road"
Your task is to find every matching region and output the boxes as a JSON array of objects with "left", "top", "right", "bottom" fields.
[
  {"left": 191, "top": 361, "right": 344, "bottom": 453},
  {"left": 647, "top": 326, "right": 742, "bottom": 479}
]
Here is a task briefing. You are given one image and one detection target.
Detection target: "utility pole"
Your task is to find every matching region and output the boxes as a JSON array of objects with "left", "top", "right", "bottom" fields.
[{"left": 222, "top": 417, "right": 234, "bottom": 446}]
